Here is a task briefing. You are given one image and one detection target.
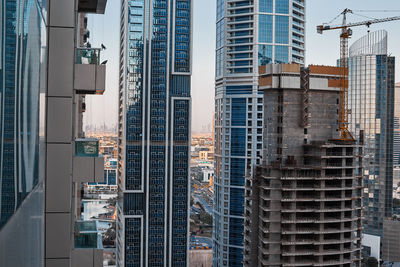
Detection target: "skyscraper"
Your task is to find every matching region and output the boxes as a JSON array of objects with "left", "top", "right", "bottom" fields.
[
  {"left": 348, "top": 30, "right": 395, "bottom": 237},
  {"left": 213, "top": 0, "right": 305, "bottom": 265},
  {"left": 0, "top": 2, "right": 44, "bottom": 264},
  {"left": 117, "top": 0, "right": 192, "bottom": 266},
  {"left": 0, "top": 0, "right": 108, "bottom": 266},
  {"left": 244, "top": 64, "right": 362, "bottom": 266},
  {"left": 393, "top": 82, "right": 400, "bottom": 166}
]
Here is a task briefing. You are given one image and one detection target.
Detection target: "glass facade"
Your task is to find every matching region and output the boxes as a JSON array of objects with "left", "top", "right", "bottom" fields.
[
  {"left": 213, "top": 0, "right": 305, "bottom": 265},
  {"left": 118, "top": 0, "right": 191, "bottom": 266},
  {"left": 394, "top": 83, "right": 400, "bottom": 166},
  {"left": 0, "top": 0, "right": 47, "bottom": 265},
  {"left": 348, "top": 30, "right": 394, "bottom": 237}
]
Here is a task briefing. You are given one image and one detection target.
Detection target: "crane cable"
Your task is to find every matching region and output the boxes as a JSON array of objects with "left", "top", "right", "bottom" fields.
[
  {"left": 352, "top": 10, "right": 400, "bottom": 13},
  {"left": 324, "top": 12, "right": 343, "bottom": 25},
  {"left": 351, "top": 12, "right": 377, "bottom": 21}
]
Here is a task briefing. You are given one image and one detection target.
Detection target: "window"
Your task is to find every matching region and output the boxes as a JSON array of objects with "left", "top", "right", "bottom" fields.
[
  {"left": 232, "top": 98, "right": 246, "bottom": 126},
  {"left": 275, "top": 46, "right": 289, "bottom": 63},
  {"left": 275, "top": 0, "right": 289, "bottom": 14},
  {"left": 231, "top": 128, "right": 246, "bottom": 156},
  {"left": 258, "top": 45, "right": 272, "bottom": 66},
  {"left": 259, "top": 15, "right": 273, "bottom": 43},
  {"left": 275, "top": 16, "right": 289, "bottom": 44},
  {"left": 259, "top": 0, "right": 273, "bottom": 13}
]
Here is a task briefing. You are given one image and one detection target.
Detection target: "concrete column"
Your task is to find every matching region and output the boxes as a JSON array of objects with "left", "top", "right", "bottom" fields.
[{"left": 45, "top": 0, "right": 76, "bottom": 266}]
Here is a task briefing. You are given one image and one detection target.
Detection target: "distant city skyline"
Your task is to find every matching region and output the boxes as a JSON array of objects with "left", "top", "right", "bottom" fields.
[{"left": 85, "top": 1, "right": 400, "bottom": 133}]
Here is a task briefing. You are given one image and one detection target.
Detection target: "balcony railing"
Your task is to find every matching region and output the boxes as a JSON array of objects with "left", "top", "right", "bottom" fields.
[
  {"left": 74, "top": 221, "right": 103, "bottom": 249},
  {"left": 75, "top": 138, "right": 99, "bottom": 157},
  {"left": 76, "top": 48, "right": 101, "bottom": 65}
]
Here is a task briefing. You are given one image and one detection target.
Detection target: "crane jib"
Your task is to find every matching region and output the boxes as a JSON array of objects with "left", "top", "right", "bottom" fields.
[{"left": 315, "top": 9, "right": 400, "bottom": 141}]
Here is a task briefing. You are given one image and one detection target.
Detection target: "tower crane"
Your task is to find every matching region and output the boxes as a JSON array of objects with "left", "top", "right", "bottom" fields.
[{"left": 317, "top": 9, "right": 400, "bottom": 141}]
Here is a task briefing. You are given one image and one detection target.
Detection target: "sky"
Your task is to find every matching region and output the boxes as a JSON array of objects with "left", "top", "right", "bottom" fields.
[{"left": 85, "top": 0, "right": 400, "bottom": 133}]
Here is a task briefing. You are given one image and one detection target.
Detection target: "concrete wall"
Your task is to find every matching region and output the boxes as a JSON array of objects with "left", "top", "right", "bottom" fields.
[
  {"left": 189, "top": 250, "right": 212, "bottom": 267},
  {"left": 263, "top": 87, "right": 338, "bottom": 164}
]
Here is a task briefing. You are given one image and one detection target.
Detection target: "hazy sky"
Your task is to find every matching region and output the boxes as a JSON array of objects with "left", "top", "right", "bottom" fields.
[{"left": 85, "top": 0, "right": 400, "bottom": 133}]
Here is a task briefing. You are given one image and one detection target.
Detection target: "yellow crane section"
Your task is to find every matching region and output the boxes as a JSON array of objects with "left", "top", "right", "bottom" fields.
[{"left": 317, "top": 9, "right": 400, "bottom": 141}]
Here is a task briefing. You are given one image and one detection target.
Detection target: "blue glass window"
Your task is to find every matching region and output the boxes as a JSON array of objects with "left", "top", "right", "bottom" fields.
[
  {"left": 231, "top": 158, "right": 245, "bottom": 186},
  {"left": 275, "top": 45, "right": 289, "bottom": 63},
  {"left": 216, "top": 0, "right": 225, "bottom": 20},
  {"left": 125, "top": 217, "right": 142, "bottom": 267},
  {"left": 230, "top": 188, "right": 244, "bottom": 216},
  {"left": 231, "top": 98, "right": 246, "bottom": 126},
  {"left": 259, "top": 0, "right": 273, "bottom": 13},
  {"left": 229, "top": 247, "right": 243, "bottom": 267},
  {"left": 231, "top": 128, "right": 246, "bottom": 156},
  {"left": 226, "top": 85, "right": 252, "bottom": 95},
  {"left": 259, "top": 15, "right": 273, "bottom": 43},
  {"left": 275, "top": 15, "right": 289, "bottom": 44},
  {"left": 229, "top": 218, "right": 244, "bottom": 246},
  {"left": 275, "top": 0, "right": 289, "bottom": 14},
  {"left": 175, "top": 0, "right": 191, "bottom": 72},
  {"left": 258, "top": 45, "right": 272, "bottom": 66}
]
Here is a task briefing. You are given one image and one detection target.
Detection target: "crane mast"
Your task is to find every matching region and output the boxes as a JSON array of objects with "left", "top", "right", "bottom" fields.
[
  {"left": 338, "top": 9, "right": 354, "bottom": 141},
  {"left": 317, "top": 9, "right": 400, "bottom": 141}
]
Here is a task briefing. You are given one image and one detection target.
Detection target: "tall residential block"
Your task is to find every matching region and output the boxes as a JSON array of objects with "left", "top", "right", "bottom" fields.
[
  {"left": 213, "top": 0, "right": 305, "bottom": 265},
  {"left": 394, "top": 82, "right": 400, "bottom": 166},
  {"left": 244, "top": 64, "right": 363, "bottom": 266},
  {"left": 348, "top": 30, "right": 395, "bottom": 236},
  {"left": 117, "top": 0, "right": 192, "bottom": 266},
  {"left": 0, "top": 0, "right": 108, "bottom": 266}
]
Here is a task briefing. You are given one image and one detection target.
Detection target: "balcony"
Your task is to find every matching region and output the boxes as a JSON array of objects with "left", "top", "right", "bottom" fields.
[
  {"left": 73, "top": 139, "right": 104, "bottom": 183},
  {"left": 74, "top": 221, "right": 103, "bottom": 249},
  {"left": 72, "top": 221, "right": 103, "bottom": 267},
  {"left": 78, "top": 0, "right": 107, "bottom": 14},
  {"left": 74, "top": 48, "right": 106, "bottom": 95}
]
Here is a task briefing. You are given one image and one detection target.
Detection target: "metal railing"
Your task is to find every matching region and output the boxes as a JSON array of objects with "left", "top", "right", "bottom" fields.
[{"left": 76, "top": 47, "right": 101, "bottom": 65}]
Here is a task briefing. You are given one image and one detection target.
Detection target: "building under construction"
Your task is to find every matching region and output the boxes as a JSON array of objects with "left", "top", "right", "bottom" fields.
[{"left": 243, "top": 64, "right": 363, "bottom": 266}]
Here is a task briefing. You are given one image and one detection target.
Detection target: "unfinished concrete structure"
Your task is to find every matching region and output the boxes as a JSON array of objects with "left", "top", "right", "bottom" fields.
[{"left": 243, "top": 64, "right": 363, "bottom": 267}]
